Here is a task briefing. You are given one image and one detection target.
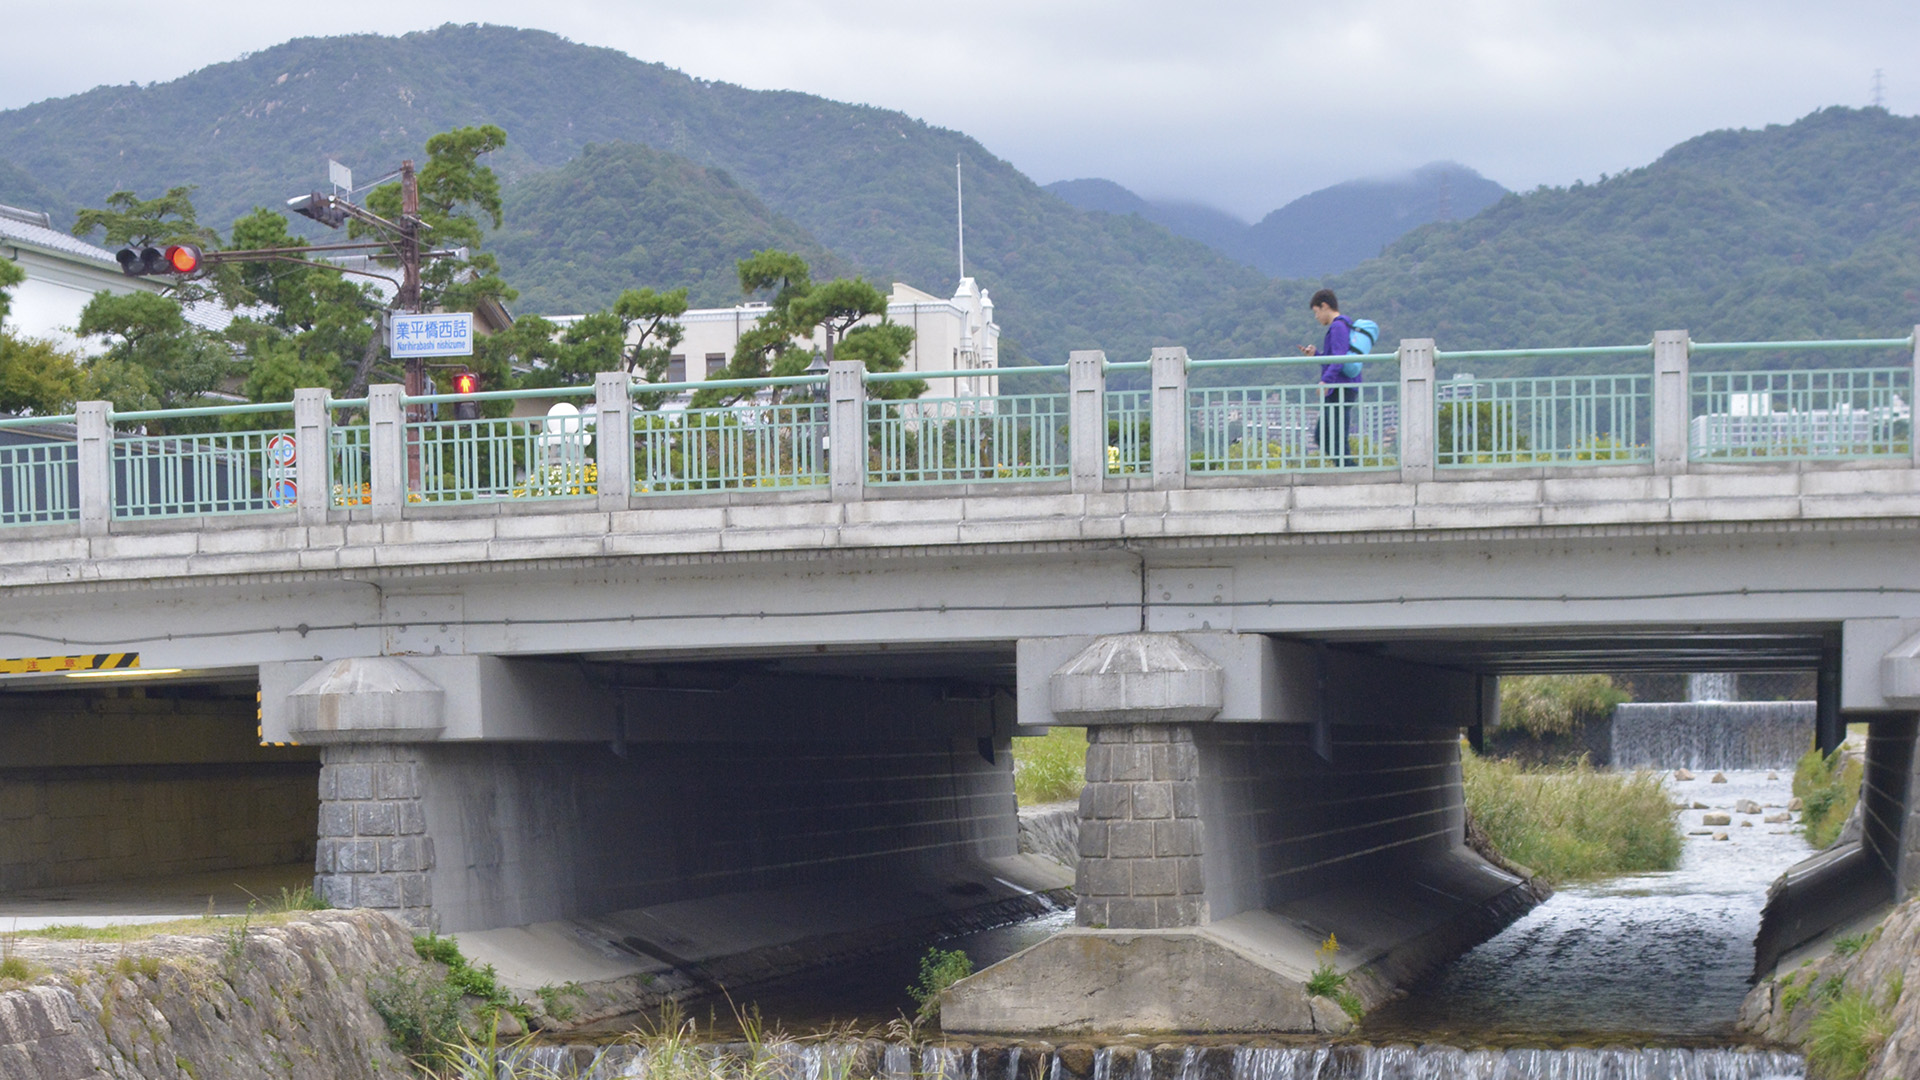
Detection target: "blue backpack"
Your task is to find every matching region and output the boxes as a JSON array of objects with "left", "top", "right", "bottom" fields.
[{"left": 1339, "top": 317, "right": 1379, "bottom": 379}]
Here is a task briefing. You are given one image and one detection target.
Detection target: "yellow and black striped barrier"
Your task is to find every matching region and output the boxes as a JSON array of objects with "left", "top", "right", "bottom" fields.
[{"left": 0, "top": 652, "right": 140, "bottom": 675}]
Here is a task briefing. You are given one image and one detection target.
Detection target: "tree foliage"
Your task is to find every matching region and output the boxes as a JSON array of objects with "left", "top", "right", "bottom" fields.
[
  {"left": 74, "top": 291, "right": 230, "bottom": 416},
  {"left": 0, "top": 332, "right": 83, "bottom": 416},
  {"left": 692, "top": 251, "right": 917, "bottom": 407},
  {"left": 0, "top": 256, "right": 23, "bottom": 323},
  {"left": 362, "top": 124, "right": 515, "bottom": 318}
]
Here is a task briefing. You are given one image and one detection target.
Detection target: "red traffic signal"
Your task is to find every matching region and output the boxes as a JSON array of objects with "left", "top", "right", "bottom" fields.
[
  {"left": 164, "top": 244, "right": 202, "bottom": 275},
  {"left": 451, "top": 371, "right": 481, "bottom": 420},
  {"left": 115, "top": 244, "right": 205, "bottom": 277}
]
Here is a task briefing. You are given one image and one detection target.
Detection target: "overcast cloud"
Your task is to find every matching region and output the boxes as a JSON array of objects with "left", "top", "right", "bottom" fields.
[{"left": 7, "top": 0, "right": 1916, "bottom": 219}]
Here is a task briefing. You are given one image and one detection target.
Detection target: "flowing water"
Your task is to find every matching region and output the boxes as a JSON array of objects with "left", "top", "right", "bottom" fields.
[
  {"left": 1365, "top": 770, "right": 1806, "bottom": 1044},
  {"left": 521, "top": 771, "right": 1811, "bottom": 1080}
]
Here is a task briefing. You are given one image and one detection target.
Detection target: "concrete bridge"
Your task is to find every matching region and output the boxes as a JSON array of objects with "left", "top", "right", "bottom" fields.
[{"left": 0, "top": 332, "right": 1917, "bottom": 1032}]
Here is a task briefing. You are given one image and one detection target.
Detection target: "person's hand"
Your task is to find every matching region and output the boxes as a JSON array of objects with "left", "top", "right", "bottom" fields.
[{"left": 1298, "top": 345, "right": 1317, "bottom": 356}]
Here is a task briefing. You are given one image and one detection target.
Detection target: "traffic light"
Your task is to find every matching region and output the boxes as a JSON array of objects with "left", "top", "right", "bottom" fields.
[
  {"left": 114, "top": 244, "right": 204, "bottom": 277},
  {"left": 287, "top": 191, "right": 347, "bottom": 229},
  {"left": 451, "top": 371, "right": 481, "bottom": 421}
]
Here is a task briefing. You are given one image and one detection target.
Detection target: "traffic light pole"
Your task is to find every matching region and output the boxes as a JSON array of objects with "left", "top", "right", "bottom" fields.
[{"left": 397, "top": 161, "right": 426, "bottom": 491}]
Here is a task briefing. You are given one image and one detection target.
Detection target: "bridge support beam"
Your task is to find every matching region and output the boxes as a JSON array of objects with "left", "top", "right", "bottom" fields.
[{"left": 946, "top": 633, "right": 1541, "bottom": 1035}]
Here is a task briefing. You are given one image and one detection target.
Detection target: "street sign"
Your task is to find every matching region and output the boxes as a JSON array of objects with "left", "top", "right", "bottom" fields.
[
  {"left": 329, "top": 159, "right": 352, "bottom": 193},
  {"left": 390, "top": 312, "right": 474, "bottom": 358}
]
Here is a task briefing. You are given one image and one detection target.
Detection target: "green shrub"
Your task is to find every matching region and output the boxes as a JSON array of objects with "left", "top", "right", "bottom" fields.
[
  {"left": 1011, "top": 727, "right": 1087, "bottom": 804},
  {"left": 1462, "top": 750, "right": 1680, "bottom": 883},
  {"left": 1499, "top": 675, "right": 1630, "bottom": 737},
  {"left": 1806, "top": 989, "right": 1892, "bottom": 1080},
  {"left": 1832, "top": 933, "right": 1869, "bottom": 957},
  {"left": 368, "top": 967, "right": 463, "bottom": 1066},
  {"left": 907, "top": 947, "right": 973, "bottom": 1023},
  {"left": 1795, "top": 744, "right": 1863, "bottom": 848}
]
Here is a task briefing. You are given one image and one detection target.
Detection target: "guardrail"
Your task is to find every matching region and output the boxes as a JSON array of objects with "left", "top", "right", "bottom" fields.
[{"left": 0, "top": 328, "right": 1910, "bottom": 532}]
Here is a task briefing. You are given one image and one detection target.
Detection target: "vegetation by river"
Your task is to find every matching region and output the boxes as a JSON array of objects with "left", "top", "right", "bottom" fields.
[
  {"left": 1011, "top": 727, "right": 1087, "bottom": 804},
  {"left": 1461, "top": 753, "right": 1682, "bottom": 884}
]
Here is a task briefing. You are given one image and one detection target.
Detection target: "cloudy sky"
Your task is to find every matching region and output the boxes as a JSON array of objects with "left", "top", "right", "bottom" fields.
[{"left": 5, "top": 1, "right": 1915, "bottom": 219}]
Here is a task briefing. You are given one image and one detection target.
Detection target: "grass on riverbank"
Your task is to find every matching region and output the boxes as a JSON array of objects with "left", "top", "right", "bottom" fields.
[
  {"left": 1011, "top": 727, "right": 1086, "bottom": 804},
  {"left": 1795, "top": 744, "right": 1863, "bottom": 849},
  {"left": 1462, "top": 751, "right": 1682, "bottom": 884}
]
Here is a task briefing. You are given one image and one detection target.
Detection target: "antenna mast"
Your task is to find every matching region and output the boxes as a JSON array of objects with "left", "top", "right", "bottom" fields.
[
  {"left": 1873, "top": 69, "right": 1886, "bottom": 108},
  {"left": 956, "top": 158, "right": 965, "bottom": 284}
]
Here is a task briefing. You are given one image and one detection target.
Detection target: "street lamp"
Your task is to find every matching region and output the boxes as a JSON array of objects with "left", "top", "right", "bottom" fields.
[{"left": 805, "top": 352, "right": 830, "bottom": 472}]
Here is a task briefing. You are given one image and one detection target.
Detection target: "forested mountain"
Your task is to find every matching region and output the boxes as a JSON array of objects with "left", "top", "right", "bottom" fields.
[
  {"left": 492, "top": 142, "right": 854, "bottom": 313},
  {"left": 0, "top": 23, "right": 1913, "bottom": 370},
  {"left": 1046, "top": 164, "right": 1507, "bottom": 278},
  {"left": 0, "top": 24, "right": 1264, "bottom": 364},
  {"left": 1196, "top": 107, "right": 1920, "bottom": 362}
]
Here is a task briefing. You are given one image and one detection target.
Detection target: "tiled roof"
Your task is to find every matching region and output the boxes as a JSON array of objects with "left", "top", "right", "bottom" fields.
[{"left": 0, "top": 207, "right": 120, "bottom": 266}]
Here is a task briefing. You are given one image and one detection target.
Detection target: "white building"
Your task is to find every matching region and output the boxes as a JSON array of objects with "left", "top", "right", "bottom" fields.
[
  {"left": 551, "top": 277, "right": 1000, "bottom": 399},
  {"left": 0, "top": 203, "right": 236, "bottom": 354}
]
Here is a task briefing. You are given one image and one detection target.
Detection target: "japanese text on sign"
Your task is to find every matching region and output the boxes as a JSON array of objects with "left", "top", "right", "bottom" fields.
[{"left": 390, "top": 313, "right": 474, "bottom": 357}]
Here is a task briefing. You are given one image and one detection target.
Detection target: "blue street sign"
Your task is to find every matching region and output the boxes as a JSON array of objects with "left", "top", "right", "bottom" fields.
[{"left": 391, "top": 312, "right": 474, "bottom": 357}]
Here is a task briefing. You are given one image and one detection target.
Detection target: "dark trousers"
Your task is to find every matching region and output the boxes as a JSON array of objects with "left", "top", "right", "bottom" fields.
[{"left": 1318, "top": 385, "right": 1358, "bottom": 466}]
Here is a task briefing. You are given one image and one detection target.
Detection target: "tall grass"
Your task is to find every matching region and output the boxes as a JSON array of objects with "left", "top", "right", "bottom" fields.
[
  {"left": 1795, "top": 744, "right": 1863, "bottom": 848},
  {"left": 1011, "top": 727, "right": 1086, "bottom": 804},
  {"left": 1462, "top": 751, "right": 1681, "bottom": 883},
  {"left": 1806, "top": 989, "right": 1893, "bottom": 1080},
  {"left": 1499, "top": 674, "right": 1630, "bottom": 737}
]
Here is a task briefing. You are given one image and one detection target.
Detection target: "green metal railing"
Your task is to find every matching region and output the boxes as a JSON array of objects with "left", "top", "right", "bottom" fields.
[
  {"left": 1184, "top": 357, "right": 1399, "bottom": 472},
  {"left": 1436, "top": 374, "right": 1651, "bottom": 467},
  {"left": 1106, "top": 388, "right": 1151, "bottom": 475},
  {"left": 329, "top": 424, "right": 370, "bottom": 507},
  {"left": 868, "top": 393, "right": 1070, "bottom": 484},
  {"left": 0, "top": 437, "right": 79, "bottom": 526},
  {"left": 409, "top": 415, "right": 598, "bottom": 502},
  {"left": 112, "top": 423, "right": 300, "bottom": 519},
  {"left": 634, "top": 402, "right": 827, "bottom": 493},
  {"left": 1691, "top": 368, "right": 1911, "bottom": 460}
]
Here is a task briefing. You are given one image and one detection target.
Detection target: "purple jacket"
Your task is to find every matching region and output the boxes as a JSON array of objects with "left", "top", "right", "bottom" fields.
[{"left": 1318, "top": 316, "right": 1361, "bottom": 384}]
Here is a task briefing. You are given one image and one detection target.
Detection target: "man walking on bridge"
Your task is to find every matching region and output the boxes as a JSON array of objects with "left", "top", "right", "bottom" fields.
[{"left": 1300, "top": 288, "right": 1362, "bottom": 467}]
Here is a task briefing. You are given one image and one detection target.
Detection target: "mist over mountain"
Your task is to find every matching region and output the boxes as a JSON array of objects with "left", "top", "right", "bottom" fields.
[{"left": 1046, "top": 164, "right": 1508, "bottom": 279}]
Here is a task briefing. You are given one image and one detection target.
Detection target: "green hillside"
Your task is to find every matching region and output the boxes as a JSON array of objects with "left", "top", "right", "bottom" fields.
[
  {"left": 1194, "top": 107, "right": 1920, "bottom": 365},
  {"left": 492, "top": 142, "right": 853, "bottom": 313},
  {"left": 0, "top": 24, "right": 1265, "bottom": 363}
]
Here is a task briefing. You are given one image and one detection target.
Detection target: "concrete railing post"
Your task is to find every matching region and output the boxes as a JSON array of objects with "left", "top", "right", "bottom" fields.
[
  {"left": 1069, "top": 350, "right": 1108, "bottom": 494},
  {"left": 828, "top": 360, "right": 866, "bottom": 502},
  {"left": 75, "top": 400, "right": 111, "bottom": 535},
  {"left": 595, "top": 373, "right": 632, "bottom": 511},
  {"left": 1150, "top": 347, "right": 1189, "bottom": 490},
  {"left": 292, "top": 387, "right": 331, "bottom": 526},
  {"left": 1653, "top": 330, "right": 1691, "bottom": 476},
  {"left": 369, "top": 384, "right": 406, "bottom": 522},
  {"left": 1398, "top": 339, "right": 1435, "bottom": 483},
  {"left": 1911, "top": 325, "right": 1919, "bottom": 469}
]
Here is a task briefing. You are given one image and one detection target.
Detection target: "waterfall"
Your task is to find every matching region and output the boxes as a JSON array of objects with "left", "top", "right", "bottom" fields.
[
  {"left": 1610, "top": 701, "right": 1814, "bottom": 770},
  {"left": 1687, "top": 674, "right": 1739, "bottom": 702},
  {"left": 481, "top": 1042, "right": 1803, "bottom": 1080}
]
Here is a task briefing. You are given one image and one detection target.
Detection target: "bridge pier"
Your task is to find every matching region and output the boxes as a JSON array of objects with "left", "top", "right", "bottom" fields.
[
  {"left": 942, "top": 632, "right": 1540, "bottom": 1035},
  {"left": 262, "top": 653, "right": 1064, "bottom": 998}
]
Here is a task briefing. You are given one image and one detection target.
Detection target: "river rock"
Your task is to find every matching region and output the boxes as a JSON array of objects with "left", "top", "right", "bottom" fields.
[
  {"left": 1741, "top": 820, "right": 1753, "bottom": 827},
  {"left": 1703, "top": 812, "right": 1732, "bottom": 826},
  {"left": 1736, "top": 799, "right": 1763, "bottom": 814},
  {"left": 1692, "top": 801, "right": 1710, "bottom": 810},
  {"left": 1713, "top": 832, "right": 1729, "bottom": 840},
  {"left": 1674, "top": 768, "right": 1696, "bottom": 781},
  {"left": 1309, "top": 996, "right": 1355, "bottom": 1034},
  {"left": 1765, "top": 812, "right": 1792, "bottom": 823},
  {"left": 1789, "top": 797, "right": 1804, "bottom": 811},
  {"left": 1711, "top": 772, "right": 1729, "bottom": 783},
  {"left": 1768, "top": 771, "right": 1780, "bottom": 780},
  {"left": 1054, "top": 1044, "right": 1098, "bottom": 1080}
]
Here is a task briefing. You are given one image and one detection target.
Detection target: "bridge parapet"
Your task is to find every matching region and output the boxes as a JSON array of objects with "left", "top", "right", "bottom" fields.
[{"left": 0, "top": 329, "right": 1911, "bottom": 537}]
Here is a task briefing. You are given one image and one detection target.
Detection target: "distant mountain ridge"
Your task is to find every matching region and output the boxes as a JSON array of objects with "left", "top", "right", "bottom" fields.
[
  {"left": 1046, "top": 163, "right": 1508, "bottom": 278},
  {"left": 0, "top": 24, "right": 1266, "bottom": 363}
]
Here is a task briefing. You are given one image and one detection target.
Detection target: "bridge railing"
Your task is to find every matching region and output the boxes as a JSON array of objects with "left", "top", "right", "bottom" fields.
[{"left": 0, "top": 327, "right": 1912, "bottom": 532}]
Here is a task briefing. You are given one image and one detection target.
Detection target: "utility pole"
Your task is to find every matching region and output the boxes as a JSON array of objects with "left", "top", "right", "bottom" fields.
[{"left": 398, "top": 160, "right": 424, "bottom": 410}]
